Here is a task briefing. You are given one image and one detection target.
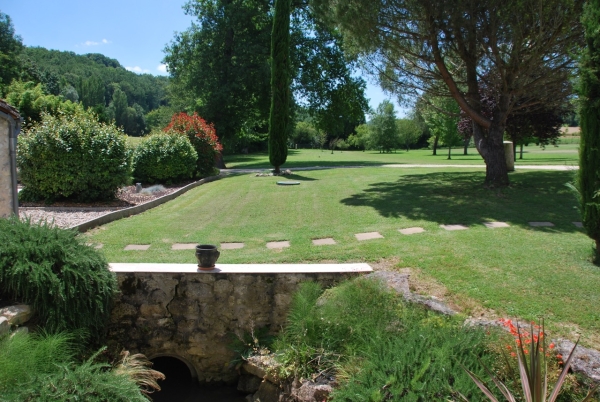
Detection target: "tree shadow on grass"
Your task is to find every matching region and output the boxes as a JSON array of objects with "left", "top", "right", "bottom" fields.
[{"left": 340, "top": 170, "right": 582, "bottom": 233}]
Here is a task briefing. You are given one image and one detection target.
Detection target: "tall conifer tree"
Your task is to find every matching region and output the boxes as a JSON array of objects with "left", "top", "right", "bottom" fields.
[
  {"left": 268, "top": 0, "right": 291, "bottom": 174},
  {"left": 579, "top": 0, "right": 600, "bottom": 262}
]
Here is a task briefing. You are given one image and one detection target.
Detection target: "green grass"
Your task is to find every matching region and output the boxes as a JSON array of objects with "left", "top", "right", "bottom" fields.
[
  {"left": 224, "top": 144, "right": 579, "bottom": 169},
  {"left": 85, "top": 167, "right": 600, "bottom": 347}
]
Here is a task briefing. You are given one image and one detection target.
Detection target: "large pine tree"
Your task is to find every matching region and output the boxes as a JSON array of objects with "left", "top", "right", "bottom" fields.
[
  {"left": 579, "top": 0, "right": 600, "bottom": 262},
  {"left": 268, "top": 0, "right": 291, "bottom": 174}
]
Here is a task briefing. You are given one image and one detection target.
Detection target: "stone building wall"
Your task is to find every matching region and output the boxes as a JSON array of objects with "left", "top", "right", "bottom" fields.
[
  {"left": 0, "top": 119, "right": 13, "bottom": 218},
  {"left": 107, "top": 271, "right": 359, "bottom": 383}
]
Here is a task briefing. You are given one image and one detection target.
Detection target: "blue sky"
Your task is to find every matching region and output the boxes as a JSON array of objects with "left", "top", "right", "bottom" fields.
[{"left": 3, "top": 0, "right": 402, "bottom": 115}]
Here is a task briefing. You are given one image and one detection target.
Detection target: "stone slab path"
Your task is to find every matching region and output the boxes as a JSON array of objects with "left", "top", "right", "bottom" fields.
[
  {"left": 124, "top": 244, "right": 150, "bottom": 251},
  {"left": 221, "top": 242, "right": 245, "bottom": 250},
  {"left": 483, "top": 222, "right": 510, "bottom": 228},
  {"left": 266, "top": 241, "right": 290, "bottom": 249},
  {"left": 399, "top": 227, "right": 425, "bottom": 235},
  {"left": 120, "top": 219, "right": 576, "bottom": 253},
  {"left": 172, "top": 243, "right": 197, "bottom": 250},
  {"left": 440, "top": 224, "right": 469, "bottom": 231},
  {"left": 312, "top": 238, "right": 336, "bottom": 245},
  {"left": 355, "top": 232, "right": 384, "bottom": 241},
  {"left": 529, "top": 222, "right": 555, "bottom": 227}
]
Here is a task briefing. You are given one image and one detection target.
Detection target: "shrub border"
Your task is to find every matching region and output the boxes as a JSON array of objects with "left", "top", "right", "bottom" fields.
[{"left": 69, "top": 175, "right": 222, "bottom": 233}]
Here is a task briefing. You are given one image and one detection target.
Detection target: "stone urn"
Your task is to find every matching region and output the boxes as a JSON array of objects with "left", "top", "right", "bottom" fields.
[{"left": 196, "top": 244, "right": 220, "bottom": 270}]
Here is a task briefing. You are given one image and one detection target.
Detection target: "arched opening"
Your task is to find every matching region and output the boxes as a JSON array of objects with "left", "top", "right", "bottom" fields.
[
  {"left": 150, "top": 356, "right": 194, "bottom": 402},
  {"left": 149, "top": 356, "right": 246, "bottom": 402}
]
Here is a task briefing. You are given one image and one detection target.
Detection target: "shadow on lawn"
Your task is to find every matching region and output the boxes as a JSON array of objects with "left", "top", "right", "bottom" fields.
[{"left": 341, "top": 170, "right": 583, "bottom": 233}]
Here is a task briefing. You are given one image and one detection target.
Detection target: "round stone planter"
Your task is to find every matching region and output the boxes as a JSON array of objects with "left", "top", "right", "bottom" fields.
[{"left": 195, "top": 244, "right": 220, "bottom": 270}]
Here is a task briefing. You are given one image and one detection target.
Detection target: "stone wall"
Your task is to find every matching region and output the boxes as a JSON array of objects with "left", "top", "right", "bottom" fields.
[
  {"left": 107, "top": 271, "right": 360, "bottom": 383},
  {"left": 0, "top": 118, "right": 13, "bottom": 217}
]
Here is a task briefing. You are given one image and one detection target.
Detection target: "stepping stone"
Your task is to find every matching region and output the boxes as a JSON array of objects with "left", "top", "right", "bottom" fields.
[
  {"left": 399, "top": 227, "right": 425, "bottom": 235},
  {"left": 94, "top": 243, "right": 104, "bottom": 249},
  {"left": 355, "top": 232, "right": 384, "bottom": 241},
  {"left": 172, "top": 243, "right": 197, "bottom": 250},
  {"left": 573, "top": 222, "right": 583, "bottom": 228},
  {"left": 528, "top": 222, "right": 554, "bottom": 227},
  {"left": 124, "top": 244, "right": 150, "bottom": 251},
  {"left": 440, "top": 224, "right": 468, "bottom": 231},
  {"left": 312, "top": 238, "right": 336, "bottom": 245},
  {"left": 483, "top": 222, "right": 510, "bottom": 228},
  {"left": 266, "top": 241, "right": 290, "bottom": 249},
  {"left": 221, "top": 242, "right": 245, "bottom": 250}
]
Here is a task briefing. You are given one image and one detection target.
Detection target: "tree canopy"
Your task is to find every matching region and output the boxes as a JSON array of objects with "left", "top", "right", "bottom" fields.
[
  {"left": 314, "top": 0, "right": 583, "bottom": 186},
  {"left": 164, "top": 0, "right": 369, "bottom": 153},
  {"left": 0, "top": 11, "right": 23, "bottom": 92}
]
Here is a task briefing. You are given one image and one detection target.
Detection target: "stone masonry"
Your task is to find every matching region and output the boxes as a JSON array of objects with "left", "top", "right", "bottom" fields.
[
  {"left": 0, "top": 119, "right": 13, "bottom": 217},
  {"left": 107, "top": 271, "right": 360, "bottom": 383}
]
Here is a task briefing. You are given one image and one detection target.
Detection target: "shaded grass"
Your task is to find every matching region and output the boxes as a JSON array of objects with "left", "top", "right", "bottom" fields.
[
  {"left": 85, "top": 167, "right": 600, "bottom": 347},
  {"left": 224, "top": 145, "right": 579, "bottom": 169}
]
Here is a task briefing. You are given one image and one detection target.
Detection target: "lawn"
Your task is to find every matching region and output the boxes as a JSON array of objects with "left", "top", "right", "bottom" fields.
[
  {"left": 85, "top": 166, "right": 600, "bottom": 348},
  {"left": 223, "top": 143, "right": 579, "bottom": 169}
]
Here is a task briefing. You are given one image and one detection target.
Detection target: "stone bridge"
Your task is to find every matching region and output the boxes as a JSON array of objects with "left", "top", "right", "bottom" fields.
[{"left": 107, "top": 263, "right": 372, "bottom": 383}]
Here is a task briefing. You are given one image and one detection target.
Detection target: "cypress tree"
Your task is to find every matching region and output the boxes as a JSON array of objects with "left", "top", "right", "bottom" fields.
[
  {"left": 268, "top": 0, "right": 291, "bottom": 174},
  {"left": 578, "top": 0, "right": 600, "bottom": 263}
]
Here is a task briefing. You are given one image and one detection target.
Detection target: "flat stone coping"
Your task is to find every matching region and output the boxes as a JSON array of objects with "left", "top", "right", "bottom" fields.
[{"left": 109, "top": 263, "right": 373, "bottom": 274}]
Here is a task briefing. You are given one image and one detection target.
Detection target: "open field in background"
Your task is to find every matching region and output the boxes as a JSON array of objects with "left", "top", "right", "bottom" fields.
[
  {"left": 85, "top": 167, "right": 600, "bottom": 348},
  {"left": 224, "top": 143, "right": 579, "bottom": 169}
]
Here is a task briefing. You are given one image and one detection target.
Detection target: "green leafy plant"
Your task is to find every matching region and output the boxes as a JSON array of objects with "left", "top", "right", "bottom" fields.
[
  {"left": 0, "top": 331, "right": 163, "bottom": 401},
  {"left": 17, "top": 110, "right": 131, "bottom": 202},
  {"left": 0, "top": 217, "right": 118, "bottom": 337},
  {"left": 462, "top": 319, "right": 599, "bottom": 402},
  {"left": 132, "top": 132, "right": 197, "bottom": 184},
  {"left": 164, "top": 112, "right": 222, "bottom": 178}
]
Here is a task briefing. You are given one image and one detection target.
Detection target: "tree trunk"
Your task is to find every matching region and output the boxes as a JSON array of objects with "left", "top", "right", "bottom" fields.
[
  {"left": 447, "top": 145, "right": 451, "bottom": 160},
  {"left": 519, "top": 144, "right": 524, "bottom": 160},
  {"left": 463, "top": 137, "right": 469, "bottom": 155},
  {"left": 432, "top": 135, "right": 439, "bottom": 155},
  {"left": 472, "top": 122, "right": 510, "bottom": 186}
]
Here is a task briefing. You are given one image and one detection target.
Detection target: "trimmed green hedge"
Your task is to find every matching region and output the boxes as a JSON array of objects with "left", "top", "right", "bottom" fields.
[
  {"left": 17, "top": 111, "right": 131, "bottom": 202},
  {"left": 132, "top": 132, "right": 198, "bottom": 184},
  {"left": 0, "top": 217, "right": 118, "bottom": 337}
]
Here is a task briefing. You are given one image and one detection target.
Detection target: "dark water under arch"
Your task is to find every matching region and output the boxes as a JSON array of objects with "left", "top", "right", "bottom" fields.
[{"left": 150, "top": 356, "right": 246, "bottom": 402}]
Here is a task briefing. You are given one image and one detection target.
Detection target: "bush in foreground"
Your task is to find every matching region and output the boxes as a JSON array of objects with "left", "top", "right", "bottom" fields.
[
  {"left": 0, "top": 331, "right": 163, "bottom": 401},
  {"left": 0, "top": 217, "right": 117, "bottom": 337},
  {"left": 132, "top": 132, "right": 198, "bottom": 184},
  {"left": 17, "top": 111, "right": 131, "bottom": 203}
]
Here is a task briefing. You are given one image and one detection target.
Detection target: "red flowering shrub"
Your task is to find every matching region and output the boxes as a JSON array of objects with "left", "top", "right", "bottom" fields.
[{"left": 165, "top": 113, "right": 222, "bottom": 177}]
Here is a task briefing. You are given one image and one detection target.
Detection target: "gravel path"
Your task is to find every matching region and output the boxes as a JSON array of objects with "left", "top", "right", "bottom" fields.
[{"left": 18, "top": 184, "right": 187, "bottom": 229}]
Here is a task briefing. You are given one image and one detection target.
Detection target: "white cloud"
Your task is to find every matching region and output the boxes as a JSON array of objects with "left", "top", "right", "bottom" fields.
[
  {"left": 82, "top": 39, "right": 110, "bottom": 47},
  {"left": 157, "top": 64, "right": 168, "bottom": 73},
  {"left": 125, "top": 66, "right": 150, "bottom": 74}
]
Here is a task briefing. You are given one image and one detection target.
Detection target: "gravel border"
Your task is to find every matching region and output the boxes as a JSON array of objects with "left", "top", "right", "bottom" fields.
[{"left": 18, "top": 175, "right": 221, "bottom": 232}]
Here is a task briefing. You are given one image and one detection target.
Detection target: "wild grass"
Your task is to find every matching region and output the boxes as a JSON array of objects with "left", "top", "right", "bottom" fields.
[
  {"left": 86, "top": 166, "right": 600, "bottom": 348},
  {"left": 272, "top": 279, "right": 501, "bottom": 400},
  {"left": 0, "top": 331, "right": 160, "bottom": 401}
]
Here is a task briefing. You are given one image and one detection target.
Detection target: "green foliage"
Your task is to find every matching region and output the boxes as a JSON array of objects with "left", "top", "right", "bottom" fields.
[
  {"left": 420, "top": 96, "right": 462, "bottom": 157},
  {"left": 578, "top": 0, "right": 600, "bottom": 263},
  {"left": 290, "top": 121, "right": 318, "bottom": 147},
  {"left": 347, "top": 123, "right": 370, "bottom": 150},
  {"left": 145, "top": 105, "right": 177, "bottom": 131},
  {"left": 0, "top": 217, "right": 118, "bottom": 336},
  {"left": 369, "top": 100, "right": 399, "bottom": 152},
  {"left": 17, "top": 110, "right": 131, "bottom": 202},
  {"left": 0, "top": 332, "right": 161, "bottom": 402},
  {"left": 132, "top": 132, "right": 197, "bottom": 184},
  {"left": 268, "top": 0, "right": 292, "bottom": 173},
  {"left": 273, "top": 278, "right": 498, "bottom": 400},
  {"left": 0, "top": 11, "right": 23, "bottom": 93},
  {"left": 5, "top": 80, "right": 83, "bottom": 124},
  {"left": 396, "top": 117, "right": 422, "bottom": 152}
]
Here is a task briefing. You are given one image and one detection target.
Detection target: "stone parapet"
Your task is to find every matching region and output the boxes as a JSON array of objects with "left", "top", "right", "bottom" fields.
[{"left": 107, "top": 264, "right": 371, "bottom": 382}]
